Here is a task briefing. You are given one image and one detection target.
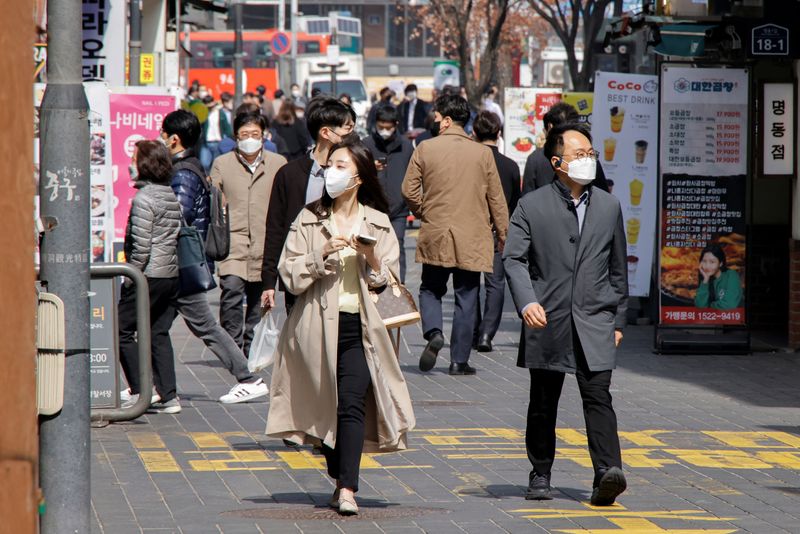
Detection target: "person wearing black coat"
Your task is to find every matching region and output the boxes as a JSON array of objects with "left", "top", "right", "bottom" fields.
[
  {"left": 362, "top": 105, "right": 414, "bottom": 282},
  {"left": 522, "top": 102, "right": 609, "bottom": 195},
  {"left": 260, "top": 96, "right": 357, "bottom": 313},
  {"left": 273, "top": 100, "right": 312, "bottom": 161},
  {"left": 470, "top": 111, "right": 521, "bottom": 352},
  {"left": 397, "top": 84, "right": 429, "bottom": 135}
]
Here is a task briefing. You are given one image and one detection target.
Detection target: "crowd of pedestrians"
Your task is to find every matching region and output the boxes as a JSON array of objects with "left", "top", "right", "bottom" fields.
[{"left": 118, "top": 84, "right": 630, "bottom": 514}]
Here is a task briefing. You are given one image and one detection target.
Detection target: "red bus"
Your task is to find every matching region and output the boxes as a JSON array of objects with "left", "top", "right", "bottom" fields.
[{"left": 185, "top": 30, "right": 330, "bottom": 97}]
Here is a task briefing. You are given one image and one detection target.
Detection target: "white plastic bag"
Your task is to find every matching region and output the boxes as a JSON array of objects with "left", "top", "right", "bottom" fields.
[{"left": 248, "top": 312, "right": 280, "bottom": 372}]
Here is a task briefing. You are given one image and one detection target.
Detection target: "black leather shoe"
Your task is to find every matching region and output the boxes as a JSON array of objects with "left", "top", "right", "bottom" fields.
[
  {"left": 526, "top": 471, "right": 553, "bottom": 500},
  {"left": 590, "top": 467, "right": 627, "bottom": 506},
  {"left": 476, "top": 334, "right": 493, "bottom": 352},
  {"left": 448, "top": 362, "right": 477, "bottom": 375},
  {"left": 419, "top": 332, "right": 444, "bottom": 372}
]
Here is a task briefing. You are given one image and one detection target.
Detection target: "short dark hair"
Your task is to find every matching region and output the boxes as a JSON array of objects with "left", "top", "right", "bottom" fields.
[
  {"left": 256, "top": 85, "right": 266, "bottom": 95},
  {"left": 235, "top": 103, "right": 260, "bottom": 116},
  {"left": 309, "top": 133, "right": 389, "bottom": 216},
  {"left": 405, "top": 84, "right": 418, "bottom": 94},
  {"left": 433, "top": 94, "right": 470, "bottom": 125},
  {"left": 544, "top": 122, "right": 593, "bottom": 162},
  {"left": 220, "top": 91, "right": 233, "bottom": 103},
  {"left": 543, "top": 102, "right": 579, "bottom": 130},
  {"left": 233, "top": 111, "right": 267, "bottom": 135},
  {"left": 274, "top": 89, "right": 285, "bottom": 99},
  {"left": 135, "top": 140, "right": 173, "bottom": 184},
  {"left": 161, "top": 109, "right": 201, "bottom": 148},
  {"left": 306, "top": 96, "right": 356, "bottom": 142},
  {"left": 472, "top": 110, "right": 502, "bottom": 142},
  {"left": 375, "top": 105, "right": 399, "bottom": 124}
]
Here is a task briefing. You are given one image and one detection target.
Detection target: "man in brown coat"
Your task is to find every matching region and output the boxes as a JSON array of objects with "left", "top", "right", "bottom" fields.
[
  {"left": 402, "top": 94, "right": 509, "bottom": 375},
  {"left": 210, "top": 111, "right": 286, "bottom": 357}
]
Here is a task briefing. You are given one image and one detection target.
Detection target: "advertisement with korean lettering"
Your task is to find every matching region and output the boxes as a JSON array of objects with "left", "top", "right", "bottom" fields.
[
  {"left": 593, "top": 72, "right": 659, "bottom": 297},
  {"left": 658, "top": 66, "right": 748, "bottom": 326},
  {"left": 503, "top": 88, "right": 562, "bottom": 173},
  {"left": 109, "top": 91, "right": 177, "bottom": 240}
]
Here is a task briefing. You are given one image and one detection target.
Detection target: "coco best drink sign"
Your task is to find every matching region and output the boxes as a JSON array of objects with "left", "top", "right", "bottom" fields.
[
  {"left": 593, "top": 72, "right": 660, "bottom": 297},
  {"left": 658, "top": 66, "right": 748, "bottom": 326}
]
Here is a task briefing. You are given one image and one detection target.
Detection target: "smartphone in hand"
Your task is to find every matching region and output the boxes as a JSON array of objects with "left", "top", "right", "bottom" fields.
[{"left": 356, "top": 234, "right": 377, "bottom": 246}]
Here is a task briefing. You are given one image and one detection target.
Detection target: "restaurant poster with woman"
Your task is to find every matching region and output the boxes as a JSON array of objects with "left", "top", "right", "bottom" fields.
[{"left": 658, "top": 66, "right": 748, "bottom": 326}]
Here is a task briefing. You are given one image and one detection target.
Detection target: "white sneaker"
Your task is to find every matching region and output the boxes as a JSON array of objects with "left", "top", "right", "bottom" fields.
[
  {"left": 219, "top": 379, "right": 268, "bottom": 404},
  {"left": 120, "top": 387, "right": 161, "bottom": 408},
  {"left": 147, "top": 397, "right": 182, "bottom": 414}
]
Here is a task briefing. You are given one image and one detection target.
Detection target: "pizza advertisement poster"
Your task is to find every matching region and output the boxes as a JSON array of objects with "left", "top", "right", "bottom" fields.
[
  {"left": 503, "top": 88, "right": 562, "bottom": 173},
  {"left": 593, "top": 72, "right": 660, "bottom": 298},
  {"left": 658, "top": 66, "right": 749, "bottom": 326}
]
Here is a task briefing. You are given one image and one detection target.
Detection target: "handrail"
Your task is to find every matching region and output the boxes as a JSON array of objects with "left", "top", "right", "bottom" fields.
[{"left": 88, "top": 263, "right": 152, "bottom": 423}]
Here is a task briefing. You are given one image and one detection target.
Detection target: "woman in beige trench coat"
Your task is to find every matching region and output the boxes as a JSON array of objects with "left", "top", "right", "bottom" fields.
[{"left": 266, "top": 135, "right": 415, "bottom": 515}]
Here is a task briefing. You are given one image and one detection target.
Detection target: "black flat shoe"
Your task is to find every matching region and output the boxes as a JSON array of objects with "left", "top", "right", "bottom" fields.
[
  {"left": 419, "top": 332, "right": 444, "bottom": 372},
  {"left": 590, "top": 467, "right": 627, "bottom": 506},
  {"left": 448, "top": 362, "right": 477, "bottom": 375},
  {"left": 526, "top": 471, "right": 553, "bottom": 500},
  {"left": 476, "top": 334, "right": 493, "bottom": 352}
]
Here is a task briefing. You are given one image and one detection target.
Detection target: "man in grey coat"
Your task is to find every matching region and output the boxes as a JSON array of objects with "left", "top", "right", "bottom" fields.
[{"left": 503, "top": 123, "right": 628, "bottom": 505}]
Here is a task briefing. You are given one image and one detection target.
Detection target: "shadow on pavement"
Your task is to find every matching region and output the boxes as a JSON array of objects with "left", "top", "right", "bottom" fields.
[{"left": 615, "top": 326, "right": 800, "bottom": 409}]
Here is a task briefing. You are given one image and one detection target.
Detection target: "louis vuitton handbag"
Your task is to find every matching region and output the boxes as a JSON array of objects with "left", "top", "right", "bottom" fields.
[{"left": 369, "top": 273, "right": 420, "bottom": 329}]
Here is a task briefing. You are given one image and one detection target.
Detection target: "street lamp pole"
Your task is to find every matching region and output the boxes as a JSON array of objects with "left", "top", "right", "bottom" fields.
[
  {"left": 233, "top": 0, "right": 244, "bottom": 106},
  {"left": 129, "top": 0, "right": 142, "bottom": 85},
  {"left": 38, "top": 0, "right": 91, "bottom": 532}
]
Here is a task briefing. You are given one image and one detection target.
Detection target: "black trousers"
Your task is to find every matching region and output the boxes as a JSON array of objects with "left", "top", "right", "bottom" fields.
[
  {"left": 526, "top": 326, "right": 621, "bottom": 480},
  {"left": 219, "top": 275, "right": 262, "bottom": 357},
  {"left": 390, "top": 216, "right": 407, "bottom": 283},
  {"left": 119, "top": 277, "right": 179, "bottom": 402},
  {"left": 321, "top": 312, "right": 372, "bottom": 492},
  {"left": 474, "top": 248, "right": 505, "bottom": 341}
]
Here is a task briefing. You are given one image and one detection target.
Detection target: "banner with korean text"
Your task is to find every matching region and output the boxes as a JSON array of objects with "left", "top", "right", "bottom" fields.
[
  {"left": 504, "top": 88, "right": 562, "bottom": 174},
  {"left": 593, "top": 72, "right": 660, "bottom": 297},
  {"left": 109, "top": 90, "right": 178, "bottom": 240},
  {"left": 658, "top": 66, "right": 749, "bottom": 326}
]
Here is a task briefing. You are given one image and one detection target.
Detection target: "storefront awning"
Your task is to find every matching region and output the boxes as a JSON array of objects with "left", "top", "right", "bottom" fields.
[{"left": 654, "top": 24, "right": 717, "bottom": 57}]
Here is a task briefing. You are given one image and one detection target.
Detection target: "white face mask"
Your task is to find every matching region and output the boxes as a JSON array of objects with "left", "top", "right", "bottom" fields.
[
  {"left": 565, "top": 157, "right": 597, "bottom": 186},
  {"left": 292, "top": 90, "right": 302, "bottom": 98},
  {"left": 324, "top": 167, "right": 358, "bottom": 198},
  {"left": 406, "top": 91, "right": 417, "bottom": 101},
  {"left": 237, "top": 137, "right": 262, "bottom": 155},
  {"left": 378, "top": 128, "right": 394, "bottom": 140}
]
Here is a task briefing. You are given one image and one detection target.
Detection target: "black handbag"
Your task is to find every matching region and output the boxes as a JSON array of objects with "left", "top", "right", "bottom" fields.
[
  {"left": 204, "top": 183, "right": 230, "bottom": 261},
  {"left": 177, "top": 222, "right": 217, "bottom": 297}
]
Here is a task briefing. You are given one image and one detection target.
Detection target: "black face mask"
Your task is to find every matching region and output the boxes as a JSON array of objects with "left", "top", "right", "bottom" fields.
[{"left": 430, "top": 121, "right": 441, "bottom": 137}]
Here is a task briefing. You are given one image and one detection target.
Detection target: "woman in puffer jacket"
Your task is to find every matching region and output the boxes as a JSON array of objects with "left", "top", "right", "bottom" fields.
[{"left": 119, "top": 140, "right": 184, "bottom": 414}]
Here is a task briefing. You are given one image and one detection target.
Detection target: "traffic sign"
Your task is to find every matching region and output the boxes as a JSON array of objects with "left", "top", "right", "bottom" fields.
[{"left": 271, "top": 32, "right": 291, "bottom": 56}]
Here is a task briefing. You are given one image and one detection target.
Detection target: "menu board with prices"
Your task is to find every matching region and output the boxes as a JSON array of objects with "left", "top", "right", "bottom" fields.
[{"left": 658, "top": 66, "right": 749, "bottom": 327}]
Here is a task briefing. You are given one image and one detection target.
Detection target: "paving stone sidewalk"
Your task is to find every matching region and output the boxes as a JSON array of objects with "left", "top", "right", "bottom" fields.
[{"left": 91, "top": 233, "right": 800, "bottom": 533}]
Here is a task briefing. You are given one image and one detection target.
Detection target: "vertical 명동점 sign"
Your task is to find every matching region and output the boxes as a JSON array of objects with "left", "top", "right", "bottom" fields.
[
  {"left": 659, "top": 66, "right": 748, "bottom": 326},
  {"left": 593, "top": 72, "right": 660, "bottom": 297},
  {"left": 762, "top": 83, "right": 794, "bottom": 176}
]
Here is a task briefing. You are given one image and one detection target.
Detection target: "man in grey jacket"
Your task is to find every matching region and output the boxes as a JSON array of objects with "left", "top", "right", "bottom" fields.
[{"left": 503, "top": 123, "right": 628, "bottom": 505}]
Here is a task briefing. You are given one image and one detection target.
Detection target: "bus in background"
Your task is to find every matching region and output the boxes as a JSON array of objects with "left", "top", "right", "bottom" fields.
[{"left": 185, "top": 30, "right": 330, "bottom": 97}]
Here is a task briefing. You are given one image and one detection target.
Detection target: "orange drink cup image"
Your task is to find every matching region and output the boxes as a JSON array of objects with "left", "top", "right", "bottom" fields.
[
  {"left": 629, "top": 178, "right": 644, "bottom": 206},
  {"left": 603, "top": 138, "right": 616, "bottom": 161},
  {"left": 610, "top": 106, "right": 625, "bottom": 133},
  {"left": 635, "top": 140, "right": 648, "bottom": 164},
  {"left": 626, "top": 217, "right": 640, "bottom": 245}
]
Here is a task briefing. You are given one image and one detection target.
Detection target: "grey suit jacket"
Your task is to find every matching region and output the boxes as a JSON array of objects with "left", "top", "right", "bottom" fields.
[{"left": 503, "top": 180, "right": 628, "bottom": 372}]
